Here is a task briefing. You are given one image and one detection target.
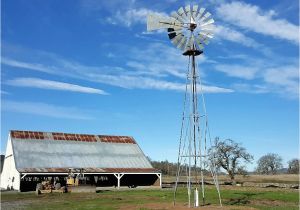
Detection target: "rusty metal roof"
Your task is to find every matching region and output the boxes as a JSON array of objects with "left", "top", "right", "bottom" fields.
[
  {"left": 10, "top": 130, "right": 156, "bottom": 174},
  {"left": 11, "top": 130, "right": 136, "bottom": 144}
]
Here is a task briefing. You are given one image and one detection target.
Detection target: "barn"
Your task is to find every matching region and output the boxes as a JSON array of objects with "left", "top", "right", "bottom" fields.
[{"left": 1, "top": 130, "right": 161, "bottom": 191}]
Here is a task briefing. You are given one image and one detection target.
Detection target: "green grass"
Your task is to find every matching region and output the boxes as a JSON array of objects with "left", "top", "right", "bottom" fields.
[{"left": 1, "top": 187, "right": 299, "bottom": 210}]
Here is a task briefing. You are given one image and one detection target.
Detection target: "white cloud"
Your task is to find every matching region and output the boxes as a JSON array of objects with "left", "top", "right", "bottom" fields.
[
  {"left": 85, "top": 73, "right": 233, "bottom": 93},
  {"left": 263, "top": 66, "right": 299, "bottom": 97},
  {"left": 214, "top": 64, "right": 259, "bottom": 80},
  {"left": 5, "top": 77, "right": 108, "bottom": 95},
  {"left": 1, "top": 90, "right": 9, "bottom": 95},
  {"left": 2, "top": 100, "right": 94, "bottom": 120},
  {"left": 2, "top": 57, "right": 55, "bottom": 74},
  {"left": 3, "top": 56, "right": 232, "bottom": 93},
  {"left": 217, "top": 63, "right": 299, "bottom": 99},
  {"left": 232, "top": 83, "right": 270, "bottom": 94},
  {"left": 216, "top": 1, "right": 299, "bottom": 44},
  {"left": 2, "top": 43, "right": 232, "bottom": 94},
  {"left": 106, "top": 8, "right": 167, "bottom": 27},
  {"left": 215, "top": 25, "right": 259, "bottom": 48}
]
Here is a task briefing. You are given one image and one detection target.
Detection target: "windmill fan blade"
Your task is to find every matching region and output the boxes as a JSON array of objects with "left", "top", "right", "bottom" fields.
[
  {"left": 168, "top": 28, "right": 183, "bottom": 35},
  {"left": 200, "top": 12, "right": 211, "bottom": 23},
  {"left": 171, "top": 33, "right": 184, "bottom": 46},
  {"left": 201, "top": 24, "right": 215, "bottom": 32},
  {"left": 168, "top": 28, "right": 177, "bottom": 40},
  {"left": 147, "top": 13, "right": 179, "bottom": 31},
  {"left": 184, "top": 34, "right": 195, "bottom": 51},
  {"left": 172, "top": 25, "right": 184, "bottom": 31},
  {"left": 199, "top": 31, "right": 214, "bottom": 39},
  {"left": 192, "top": 5, "right": 199, "bottom": 19},
  {"left": 200, "top": 18, "right": 214, "bottom": 27},
  {"left": 184, "top": 5, "right": 191, "bottom": 17},
  {"left": 195, "top": 37, "right": 204, "bottom": 50},
  {"left": 171, "top": 11, "right": 185, "bottom": 23},
  {"left": 195, "top": 7, "right": 205, "bottom": 21},
  {"left": 178, "top": 7, "right": 188, "bottom": 20},
  {"left": 198, "top": 34, "right": 210, "bottom": 45},
  {"left": 177, "top": 36, "right": 187, "bottom": 50},
  {"left": 168, "top": 28, "right": 183, "bottom": 39}
]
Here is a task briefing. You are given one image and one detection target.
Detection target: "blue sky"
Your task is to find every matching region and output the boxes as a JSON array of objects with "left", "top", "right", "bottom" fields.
[{"left": 1, "top": 0, "right": 299, "bottom": 170}]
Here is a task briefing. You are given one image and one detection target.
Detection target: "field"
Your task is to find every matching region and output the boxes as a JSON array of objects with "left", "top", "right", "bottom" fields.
[
  {"left": 163, "top": 174, "right": 299, "bottom": 184},
  {"left": 1, "top": 175, "right": 299, "bottom": 210}
]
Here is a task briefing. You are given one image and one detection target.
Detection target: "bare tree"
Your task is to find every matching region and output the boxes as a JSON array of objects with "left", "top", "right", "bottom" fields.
[
  {"left": 209, "top": 138, "right": 253, "bottom": 182},
  {"left": 256, "top": 153, "right": 283, "bottom": 174},
  {"left": 287, "top": 159, "right": 299, "bottom": 174}
]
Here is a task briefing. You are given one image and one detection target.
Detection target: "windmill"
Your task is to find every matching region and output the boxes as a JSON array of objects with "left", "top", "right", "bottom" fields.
[{"left": 147, "top": 5, "right": 222, "bottom": 208}]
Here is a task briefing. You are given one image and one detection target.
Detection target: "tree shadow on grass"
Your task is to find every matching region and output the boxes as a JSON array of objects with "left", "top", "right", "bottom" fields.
[{"left": 225, "top": 192, "right": 263, "bottom": 205}]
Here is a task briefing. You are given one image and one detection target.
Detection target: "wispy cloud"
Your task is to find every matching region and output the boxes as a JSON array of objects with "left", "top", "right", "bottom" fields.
[
  {"left": 98, "top": 5, "right": 168, "bottom": 27},
  {"left": 2, "top": 43, "right": 232, "bottom": 94},
  {"left": 106, "top": 8, "right": 167, "bottom": 27},
  {"left": 215, "top": 63, "right": 299, "bottom": 99},
  {"left": 80, "top": 0, "right": 136, "bottom": 13},
  {"left": 2, "top": 57, "right": 55, "bottom": 74},
  {"left": 215, "top": 25, "right": 256, "bottom": 47},
  {"left": 5, "top": 77, "right": 108, "bottom": 95},
  {"left": 1, "top": 90, "right": 10, "bottom": 95},
  {"left": 85, "top": 73, "right": 233, "bottom": 93},
  {"left": 263, "top": 66, "right": 299, "bottom": 98},
  {"left": 232, "top": 83, "right": 270, "bottom": 94},
  {"left": 2, "top": 100, "right": 94, "bottom": 120},
  {"left": 216, "top": 1, "right": 299, "bottom": 44},
  {"left": 214, "top": 64, "right": 259, "bottom": 80}
]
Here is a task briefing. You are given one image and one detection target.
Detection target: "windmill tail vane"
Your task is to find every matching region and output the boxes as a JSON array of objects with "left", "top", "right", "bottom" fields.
[{"left": 147, "top": 4, "right": 222, "bottom": 208}]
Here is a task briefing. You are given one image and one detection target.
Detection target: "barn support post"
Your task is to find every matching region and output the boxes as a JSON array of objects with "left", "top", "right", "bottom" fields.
[
  {"left": 21, "top": 174, "right": 27, "bottom": 179},
  {"left": 113, "top": 173, "right": 124, "bottom": 189},
  {"left": 156, "top": 173, "right": 162, "bottom": 188}
]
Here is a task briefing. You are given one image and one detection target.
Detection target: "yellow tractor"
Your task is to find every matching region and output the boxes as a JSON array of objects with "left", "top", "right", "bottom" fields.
[
  {"left": 35, "top": 180, "right": 66, "bottom": 195},
  {"left": 66, "top": 168, "right": 84, "bottom": 192}
]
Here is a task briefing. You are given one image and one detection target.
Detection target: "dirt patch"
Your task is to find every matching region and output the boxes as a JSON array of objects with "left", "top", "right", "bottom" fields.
[
  {"left": 220, "top": 185, "right": 298, "bottom": 192},
  {"left": 249, "top": 199, "right": 297, "bottom": 206},
  {"left": 119, "top": 202, "right": 258, "bottom": 210}
]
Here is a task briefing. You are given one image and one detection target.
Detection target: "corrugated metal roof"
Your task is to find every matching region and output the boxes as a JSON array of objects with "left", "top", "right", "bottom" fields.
[
  {"left": 10, "top": 130, "right": 155, "bottom": 173},
  {"left": 18, "top": 168, "right": 159, "bottom": 173}
]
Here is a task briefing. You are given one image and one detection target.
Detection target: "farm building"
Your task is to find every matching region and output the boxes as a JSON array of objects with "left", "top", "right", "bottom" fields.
[{"left": 1, "top": 130, "right": 161, "bottom": 191}]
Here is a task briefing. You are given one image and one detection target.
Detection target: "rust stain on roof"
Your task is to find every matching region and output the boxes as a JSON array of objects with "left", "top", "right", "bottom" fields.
[
  {"left": 11, "top": 130, "right": 136, "bottom": 144},
  {"left": 11, "top": 130, "right": 44, "bottom": 140},
  {"left": 52, "top": 133, "right": 97, "bottom": 142},
  {"left": 98, "top": 135, "right": 136, "bottom": 144}
]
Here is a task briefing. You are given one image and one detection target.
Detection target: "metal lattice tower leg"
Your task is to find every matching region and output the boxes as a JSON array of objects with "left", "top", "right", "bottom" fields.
[{"left": 173, "top": 46, "right": 222, "bottom": 208}]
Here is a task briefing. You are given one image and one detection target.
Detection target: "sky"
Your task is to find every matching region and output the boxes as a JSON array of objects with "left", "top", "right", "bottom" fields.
[{"left": 1, "top": 0, "right": 299, "bottom": 171}]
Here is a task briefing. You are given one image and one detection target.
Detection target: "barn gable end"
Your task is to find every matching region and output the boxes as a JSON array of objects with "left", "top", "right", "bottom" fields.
[{"left": 1, "top": 134, "right": 20, "bottom": 190}]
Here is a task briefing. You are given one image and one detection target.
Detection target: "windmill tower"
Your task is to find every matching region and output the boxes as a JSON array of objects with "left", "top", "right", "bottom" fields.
[{"left": 147, "top": 5, "right": 222, "bottom": 208}]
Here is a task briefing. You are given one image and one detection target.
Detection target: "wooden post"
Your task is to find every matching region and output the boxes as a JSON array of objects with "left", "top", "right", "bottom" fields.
[{"left": 114, "top": 173, "right": 124, "bottom": 189}]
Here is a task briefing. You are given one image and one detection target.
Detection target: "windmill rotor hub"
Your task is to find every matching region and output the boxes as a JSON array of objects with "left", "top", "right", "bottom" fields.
[{"left": 189, "top": 23, "right": 197, "bottom": 31}]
